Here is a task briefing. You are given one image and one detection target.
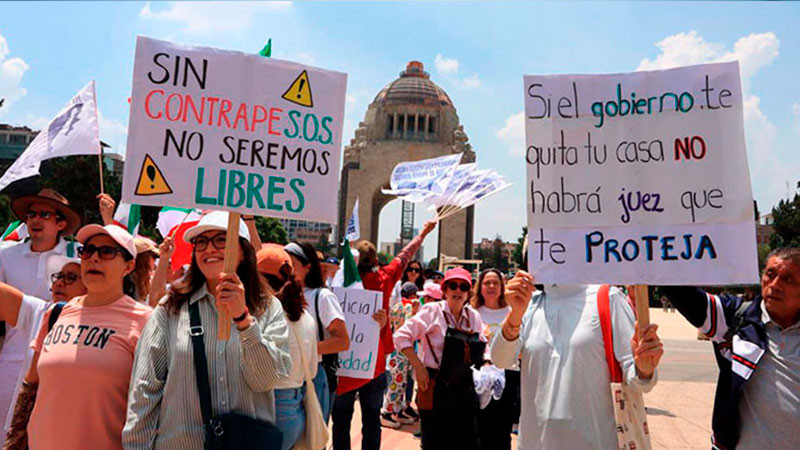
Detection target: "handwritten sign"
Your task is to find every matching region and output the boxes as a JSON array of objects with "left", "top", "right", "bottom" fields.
[
  {"left": 122, "top": 36, "right": 347, "bottom": 223},
  {"left": 525, "top": 62, "right": 758, "bottom": 285},
  {"left": 332, "top": 287, "right": 382, "bottom": 379}
]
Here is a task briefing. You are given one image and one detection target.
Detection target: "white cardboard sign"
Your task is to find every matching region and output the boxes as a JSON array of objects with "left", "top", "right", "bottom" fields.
[
  {"left": 525, "top": 62, "right": 758, "bottom": 285},
  {"left": 332, "top": 287, "right": 382, "bottom": 379},
  {"left": 122, "top": 36, "right": 347, "bottom": 223}
]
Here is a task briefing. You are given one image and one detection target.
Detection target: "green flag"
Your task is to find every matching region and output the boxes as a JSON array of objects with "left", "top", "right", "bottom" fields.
[
  {"left": 259, "top": 39, "right": 272, "bottom": 58},
  {"left": 342, "top": 238, "right": 362, "bottom": 288}
]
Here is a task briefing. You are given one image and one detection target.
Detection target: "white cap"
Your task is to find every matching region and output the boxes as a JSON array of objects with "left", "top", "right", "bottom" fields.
[
  {"left": 183, "top": 211, "right": 251, "bottom": 243},
  {"left": 76, "top": 224, "right": 137, "bottom": 259},
  {"left": 46, "top": 254, "right": 81, "bottom": 287}
]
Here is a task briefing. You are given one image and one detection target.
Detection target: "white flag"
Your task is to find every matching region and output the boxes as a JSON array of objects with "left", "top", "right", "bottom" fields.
[
  {"left": 382, "top": 154, "right": 461, "bottom": 199},
  {"left": 345, "top": 199, "right": 360, "bottom": 241},
  {"left": 0, "top": 81, "right": 101, "bottom": 191}
]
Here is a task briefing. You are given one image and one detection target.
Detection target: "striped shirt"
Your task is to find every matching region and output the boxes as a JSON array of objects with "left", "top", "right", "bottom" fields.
[{"left": 122, "top": 285, "right": 292, "bottom": 450}]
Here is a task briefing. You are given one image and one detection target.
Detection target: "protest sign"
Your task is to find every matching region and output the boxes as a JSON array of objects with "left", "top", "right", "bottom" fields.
[
  {"left": 121, "top": 36, "right": 347, "bottom": 223},
  {"left": 525, "top": 61, "right": 758, "bottom": 285},
  {"left": 382, "top": 153, "right": 462, "bottom": 201},
  {"left": 332, "top": 287, "right": 382, "bottom": 379}
]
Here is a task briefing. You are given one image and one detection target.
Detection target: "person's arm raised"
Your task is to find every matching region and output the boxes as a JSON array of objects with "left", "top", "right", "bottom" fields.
[
  {"left": 0, "top": 281, "right": 24, "bottom": 327},
  {"left": 147, "top": 236, "right": 174, "bottom": 307}
]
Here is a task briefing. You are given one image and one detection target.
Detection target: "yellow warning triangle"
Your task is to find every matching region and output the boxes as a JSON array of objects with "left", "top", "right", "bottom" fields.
[
  {"left": 282, "top": 70, "right": 313, "bottom": 107},
  {"left": 135, "top": 154, "right": 173, "bottom": 196}
]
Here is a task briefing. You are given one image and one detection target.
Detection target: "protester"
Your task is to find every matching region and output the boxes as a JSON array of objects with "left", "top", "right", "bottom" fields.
[
  {"left": 331, "top": 221, "right": 436, "bottom": 450},
  {"left": 0, "top": 189, "right": 81, "bottom": 300},
  {"left": 429, "top": 270, "right": 444, "bottom": 285},
  {"left": 258, "top": 244, "right": 318, "bottom": 450},
  {"left": 0, "top": 255, "right": 86, "bottom": 445},
  {"left": 380, "top": 281, "right": 421, "bottom": 429},
  {"left": 394, "top": 267, "right": 487, "bottom": 450},
  {"left": 491, "top": 272, "right": 664, "bottom": 449},
  {"left": 123, "top": 211, "right": 292, "bottom": 449},
  {"left": 471, "top": 268, "right": 518, "bottom": 450},
  {"left": 417, "top": 281, "right": 443, "bottom": 304},
  {"left": 390, "top": 260, "right": 425, "bottom": 309},
  {"left": 130, "top": 237, "right": 159, "bottom": 303},
  {"left": 658, "top": 247, "right": 800, "bottom": 449},
  {"left": 4, "top": 224, "right": 150, "bottom": 450},
  {"left": 322, "top": 257, "right": 339, "bottom": 287},
  {"left": 283, "top": 241, "right": 349, "bottom": 425},
  {"left": 146, "top": 236, "right": 174, "bottom": 308}
]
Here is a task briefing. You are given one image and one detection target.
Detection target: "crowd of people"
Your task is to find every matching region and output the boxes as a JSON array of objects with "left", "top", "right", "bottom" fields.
[{"left": 0, "top": 187, "right": 796, "bottom": 450}]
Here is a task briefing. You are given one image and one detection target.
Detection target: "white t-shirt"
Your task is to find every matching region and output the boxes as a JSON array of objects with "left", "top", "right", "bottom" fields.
[
  {"left": 477, "top": 305, "right": 519, "bottom": 371},
  {"left": 1, "top": 295, "right": 50, "bottom": 436},
  {"left": 303, "top": 287, "right": 345, "bottom": 361},
  {"left": 274, "top": 312, "right": 319, "bottom": 390},
  {"left": 0, "top": 239, "right": 68, "bottom": 301}
]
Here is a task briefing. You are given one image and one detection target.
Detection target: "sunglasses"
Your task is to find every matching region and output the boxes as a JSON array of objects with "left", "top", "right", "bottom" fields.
[
  {"left": 78, "top": 244, "right": 126, "bottom": 260},
  {"left": 51, "top": 272, "right": 79, "bottom": 285},
  {"left": 26, "top": 210, "right": 56, "bottom": 220},
  {"left": 406, "top": 267, "right": 421, "bottom": 273},
  {"left": 191, "top": 233, "right": 227, "bottom": 252},
  {"left": 445, "top": 281, "right": 471, "bottom": 292}
]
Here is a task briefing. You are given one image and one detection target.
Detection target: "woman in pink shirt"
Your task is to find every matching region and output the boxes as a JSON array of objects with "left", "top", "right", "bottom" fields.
[
  {"left": 393, "top": 268, "right": 486, "bottom": 450},
  {"left": 12, "top": 225, "right": 151, "bottom": 450}
]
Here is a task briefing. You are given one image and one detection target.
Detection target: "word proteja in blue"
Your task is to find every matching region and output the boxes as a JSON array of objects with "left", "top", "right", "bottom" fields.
[{"left": 585, "top": 231, "right": 717, "bottom": 263}]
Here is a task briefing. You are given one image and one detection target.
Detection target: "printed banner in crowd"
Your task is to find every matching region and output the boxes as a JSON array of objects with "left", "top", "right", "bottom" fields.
[
  {"left": 524, "top": 61, "right": 758, "bottom": 285},
  {"left": 0, "top": 80, "right": 100, "bottom": 191},
  {"left": 121, "top": 36, "right": 347, "bottom": 223},
  {"left": 332, "top": 287, "right": 381, "bottom": 379}
]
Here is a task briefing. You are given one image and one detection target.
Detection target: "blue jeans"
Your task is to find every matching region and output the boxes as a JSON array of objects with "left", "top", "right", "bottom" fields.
[
  {"left": 312, "top": 362, "right": 336, "bottom": 423},
  {"left": 275, "top": 385, "right": 306, "bottom": 450},
  {"left": 332, "top": 373, "right": 388, "bottom": 450}
]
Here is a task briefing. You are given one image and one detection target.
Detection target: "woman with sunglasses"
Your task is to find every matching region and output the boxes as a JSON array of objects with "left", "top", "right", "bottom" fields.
[
  {"left": 257, "top": 244, "right": 318, "bottom": 450},
  {"left": 390, "top": 261, "right": 425, "bottom": 309},
  {"left": 1, "top": 255, "right": 86, "bottom": 447},
  {"left": 470, "top": 268, "right": 518, "bottom": 450},
  {"left": 15, "top": 224, "right": 150, "bottom": 450},
  {"left": 394, "top": 268, "right": 487, "bottom": 450},
  {"left": 283, "top": 242, "right": 349, "bottom": 425},
  {"left": 123, "top": 211, "right": 291, "bottom": 449}
]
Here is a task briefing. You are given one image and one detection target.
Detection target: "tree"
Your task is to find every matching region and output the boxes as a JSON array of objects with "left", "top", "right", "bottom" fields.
[
  {"left": 255, "top": 217, "right": 288, "bottom": 244},
  {"left": 769, "top": 193, "right": 800, "bottom": 249},
  {"left": 513, "top": 226, "right": 528, "bottom": 266},
  {"left": 314, "top": 233, "right": 333, "bottom": 254}
]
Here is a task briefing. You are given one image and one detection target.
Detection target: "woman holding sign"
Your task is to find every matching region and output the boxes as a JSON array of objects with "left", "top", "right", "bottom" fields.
[
  {"left": 490, "top": 272, "right": 664, "bottom": 450},
  {"left": 123, "top": 212, "right": 292, "bottom": 449}
]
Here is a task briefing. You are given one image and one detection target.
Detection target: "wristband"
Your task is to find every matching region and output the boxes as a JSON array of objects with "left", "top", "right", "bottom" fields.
[{"left": 233, "top": 307, "right": 250, "bottom": 323}]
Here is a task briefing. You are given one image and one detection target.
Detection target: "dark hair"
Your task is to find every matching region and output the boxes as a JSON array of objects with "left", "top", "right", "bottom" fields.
[
  {"left": 295, "top": 242, "right": 325, "bottom": 289},
  {"left": 470, "top": 268, "right": 506, "bottom": 308},
  {"left": 132, "top": 251, "right": 156, "bottom": 301},
  {"left": 165, "top": 237, "right": 270, "bottom": 316},
  {"left": 767, "top": 247, "right": 800, "bottom": 269},
  {"left": 402, "top": 260, "right": 425, "bottom": 290},
  {"left": 263, "top": 263, "right": 306, "bottom": 322}
]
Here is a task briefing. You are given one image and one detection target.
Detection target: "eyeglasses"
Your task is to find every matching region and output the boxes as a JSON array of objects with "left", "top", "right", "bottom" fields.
[
  {"left": 445, "top": 281, "right": 471, "bottom": 292},
  {"left": 191, "top": 233, "right": 227, "bottom": 252},
  {"left": 26, "top": 210, "right": 56, "bottom": 220},
  {"left": 78, "top": 244, "right": 125, "bottom": 260},
  {"left": 51, "top": 272, "right": 79, "bottom": 285},
  {"left": 406, "top": 267, "right": 421, "bottom": 273}
]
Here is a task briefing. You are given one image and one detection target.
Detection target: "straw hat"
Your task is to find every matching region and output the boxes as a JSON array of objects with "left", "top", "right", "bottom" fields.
[{"left": 11, "top": 189, "right": 82, "bottom": 235}]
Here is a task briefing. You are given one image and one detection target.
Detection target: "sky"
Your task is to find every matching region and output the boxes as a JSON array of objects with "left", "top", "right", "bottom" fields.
[{"left": 1, "top": 1, "right": 799, "bottom": 261}]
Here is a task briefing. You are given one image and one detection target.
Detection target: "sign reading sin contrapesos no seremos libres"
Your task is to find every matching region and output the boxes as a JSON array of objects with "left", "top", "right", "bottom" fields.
[
  {"left": 524, "top": 61, "right": 758, "bottom": 285},
  {"left": 122, "top": 36, "right": 347, "bottom": 223}
]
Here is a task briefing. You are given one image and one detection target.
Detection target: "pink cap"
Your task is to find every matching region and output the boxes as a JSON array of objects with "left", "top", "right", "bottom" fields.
[
  {"left": 76, "top": 224, "right": 137, "bottom": 258},
  {"left": 417, "top": 281, "right": 443, "bottom": 300},
  {"left": 443, "top": 267, "right": 472, "bottom": 288}
]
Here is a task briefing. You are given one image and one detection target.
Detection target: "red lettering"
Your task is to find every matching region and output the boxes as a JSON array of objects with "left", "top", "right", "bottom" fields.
[
  {"left": 165, "top": 93, "right": 183, "bottom": 122},
  {"left": 144, "top": 89, "right": 164, "bottom": 120},
  {"left": 268, "top": 107, "right": 282, "bottom": 136},
  {"left": 183, "top": 94, "right": 204, "bottom": 124},
  {"left": 218, "top": 99, "right": 233, "bottom": 128},
  {"left": 206, "top": 97, "right": 220, "bottom": 126},
  {"left": 674, "top": 135, "right": 706, "bottom": 161},
  {"left": 251, "top": 105, "right": 268, "bottom": 133},
  {"left": 232, "top": 103, "right": 250, "bottom": 132}
]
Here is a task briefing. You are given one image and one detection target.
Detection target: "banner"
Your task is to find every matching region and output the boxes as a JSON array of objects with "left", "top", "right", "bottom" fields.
[
  {"left": 332, "top": 287, "right": 381, "bottom": 379},
  {"left": 524, "top": 61, "right": 757, "bottom": 285},
  {"left": 0, "top": 81, "right": 100, "bottom": 191},
  {"left": 345, "top": 198, "right": 360, "bottom": 241},
  {"left": 382, "top": 153, "right": 462, "bottom": 200},
  {"left": 122, "top": 36, "right": 347, "bottom": 223}
]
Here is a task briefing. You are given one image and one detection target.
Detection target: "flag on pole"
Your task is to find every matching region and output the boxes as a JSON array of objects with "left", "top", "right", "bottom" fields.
[
  {"left": 1, "top": 220, "right": 27, "bottom": 241},
  {"left": 341, "top": 238, "right": 363, "bottom": 289},
  {"left": 156, "top": 206, "right": 201, "bottom": 238},
  {"left": 259, "top": 39, "right": 272, "bottom": 57},
  {"left": 113, "top": 203, "right": 141, "bottom": 235},
  {"left": 0, "top": 81, "right": 101, "bottom": 192},
  {"left": 345, "top": 198, "right": 360, "bottom": 241}
]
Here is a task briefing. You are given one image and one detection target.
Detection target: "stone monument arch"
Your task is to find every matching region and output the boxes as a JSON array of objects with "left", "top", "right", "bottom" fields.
[{"left": 337, "top": 61, "right": 475, "bottom": 260}]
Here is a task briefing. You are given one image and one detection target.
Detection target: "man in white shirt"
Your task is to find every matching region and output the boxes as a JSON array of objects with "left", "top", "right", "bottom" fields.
[{"left": 0, "top": 189, "right": 81, "bottom": 300}]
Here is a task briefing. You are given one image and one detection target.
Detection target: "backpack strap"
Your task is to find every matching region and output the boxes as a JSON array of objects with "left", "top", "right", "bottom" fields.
[
  {"left": 597, "top": 285, "right": 623, "bottom": 383},
  {"left": 722, "top": 299, "right": 753, "bottom": 343},
  {"left": 313, "top": 290, "right": 324, "bottom": 341},
  {"left": 48, "top": 302, "right": 67, "bottom": 331},
  {"left": 188, "top": 301, "right": 214, "bottom": 428}
]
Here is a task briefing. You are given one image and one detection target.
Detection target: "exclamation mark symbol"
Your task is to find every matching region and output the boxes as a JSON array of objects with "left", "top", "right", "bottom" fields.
[
  {"left": 297, "top": 79, "right": 305, "bottom": 99},
  {"left": 146, "top": 165, "right": 156, "bottom": 189}
]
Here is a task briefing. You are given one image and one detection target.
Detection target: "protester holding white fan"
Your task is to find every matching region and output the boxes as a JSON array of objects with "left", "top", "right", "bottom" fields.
[{"left": 491, "top": 271, "right": 664, "bottom": 449}]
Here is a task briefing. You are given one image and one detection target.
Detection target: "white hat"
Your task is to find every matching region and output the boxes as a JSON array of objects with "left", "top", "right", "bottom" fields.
[
  {"left": 183, "top": 211, "right": 251, "bottom": 243},
  {"left": 46, "top": 254, "right": 81, "bottom": 287},
  {"left": 76, "top": 224, "right": 137, "bottom": 258}
]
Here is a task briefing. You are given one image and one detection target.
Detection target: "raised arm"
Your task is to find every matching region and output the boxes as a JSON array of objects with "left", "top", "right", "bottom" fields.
[
  {"left": 659, "top": 286, "right": 743, "bottom": 342},
  {"left": 147, "top": 236, "right": 174, "bottom": 307},
  {"left": 491, "top": 271, "right": 535, "bottom": 369},
  {"left": 0, "top": 281, "right": 24, "bottom": 326},
  {"left": 381, "top": 220, "right": 437, "bottom": 283}
]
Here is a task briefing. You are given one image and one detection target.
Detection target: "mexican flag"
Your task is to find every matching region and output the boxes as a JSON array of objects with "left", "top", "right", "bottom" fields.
[
  {"left": 113, "top": 203, "right": 141, "bottom": 235},
  {"left": 156, "top": 207, "right": 202, "bottom": 271},
  {"left": 340, "top": 239, "right": 363, "bottom": 289},
  {"left": 1, "top": 220, "right": 27, "bottom": 241}
]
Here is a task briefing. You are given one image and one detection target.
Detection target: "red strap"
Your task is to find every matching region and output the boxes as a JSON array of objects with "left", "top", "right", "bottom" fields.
[{"left": 597, "top": 284, "right": 623, "bottom": 383}]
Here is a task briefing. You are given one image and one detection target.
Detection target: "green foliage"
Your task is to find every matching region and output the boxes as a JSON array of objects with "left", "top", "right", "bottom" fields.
[
  {"left": 513, "top": 226, "right": 528, "bottom": 266},
  {"left": 769, "top": 193, "right": 800, "bottom": 249},
  {"left": 757, "top": 243, "right": 772, "bottom": 271},
  {"left": 255, "top": 216, "right": 288, "bottom": 244}
]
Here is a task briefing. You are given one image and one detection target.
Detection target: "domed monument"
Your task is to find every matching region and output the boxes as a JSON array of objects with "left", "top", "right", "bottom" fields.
[{"left": 337, "top": 61, "right": 476, "bottom": 260}]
